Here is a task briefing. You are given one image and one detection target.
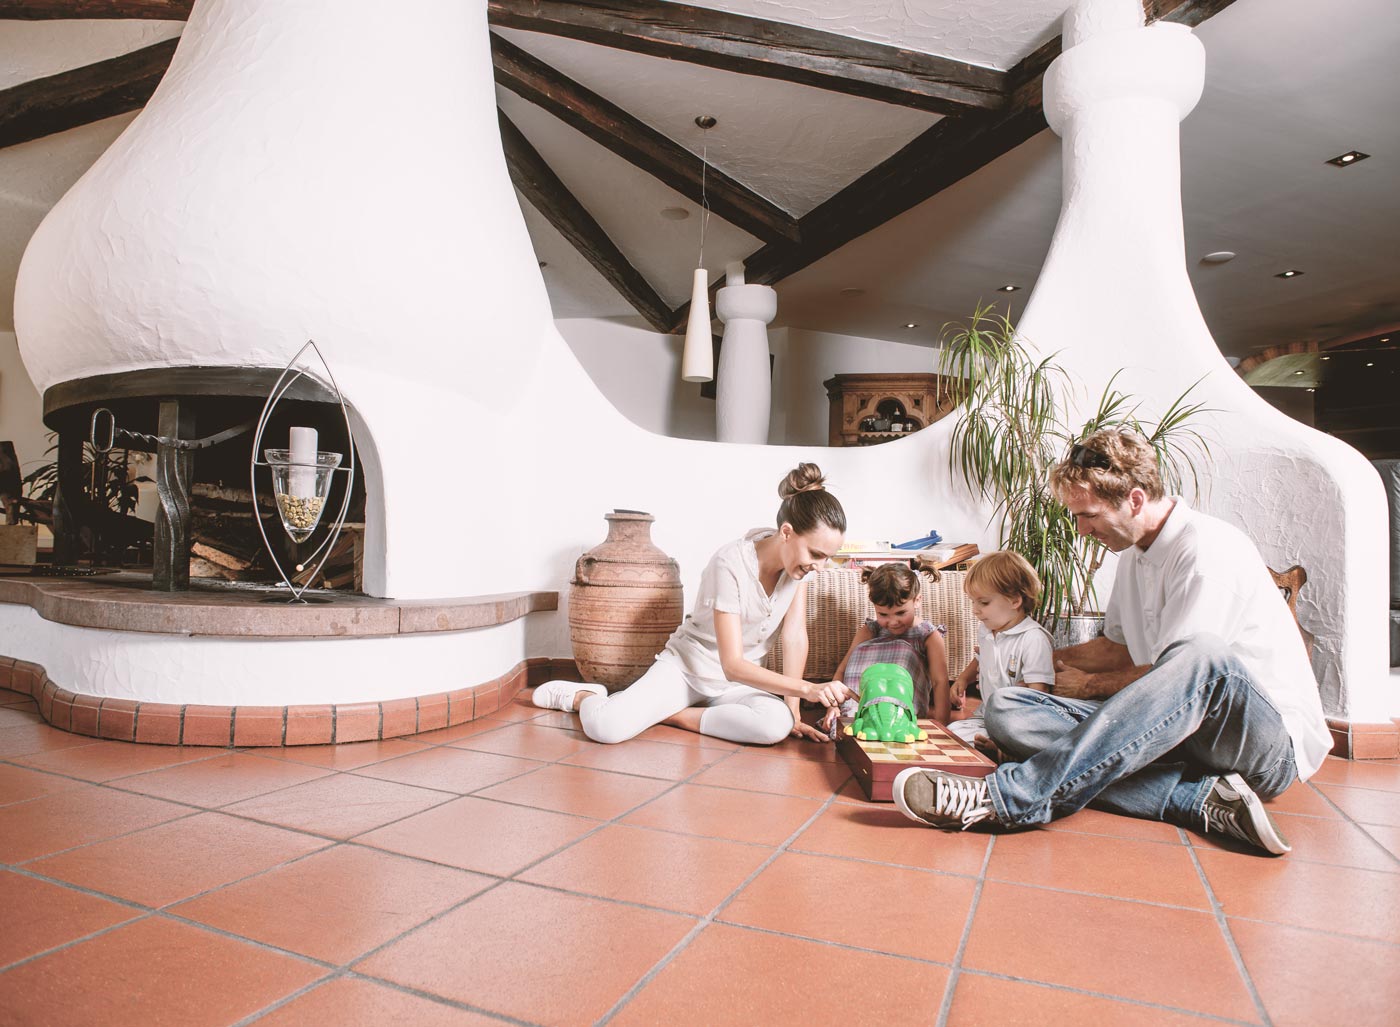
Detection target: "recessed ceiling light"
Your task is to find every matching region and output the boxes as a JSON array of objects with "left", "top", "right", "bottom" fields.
[
  {"left": 1275, "top": 269, "right": 1303, "bottom": 278},
  {"left": 694, "top": 115, "right": 718, "bottom": 129},
  {"left": 1367, "top": 362, "right": 1375, "bottom": 367},
  {"left": 839, "top": 287, "right": 866, "bottom": 297},
  {"left": 660, "top": 207, "right": 691, "bottom": 221},
  {"left": 1382, "top": 337, "right": 1392, "bottom": 343},
  {"left": 1326, "top": 150, "right": 1370, "bottom": 167},
  {"left": 998, "top": 284, "right": 1021, "bottom": 292},
  {"left": 1307, "top": 388, "right": 1316, "bottom": 393},
  {"left": 538, "top": 261, "right": 548, "bottom": 268},
  {"left": 1201, "top": 251, "right": 1237, "bottom": 264},
  {"left": 1320, "top": 355, "right": 1330, "bottom": 361},
  {"left": 903, "top": 323, "right": 919, "bottom": 329},
  {"left": 1293, "top": 370, "right": 1305, "bottom": 375}
]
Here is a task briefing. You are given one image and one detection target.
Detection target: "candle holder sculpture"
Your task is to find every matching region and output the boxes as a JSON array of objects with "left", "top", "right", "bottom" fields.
[
  {"left": 250, "top": 341, "right": 357, "bottom": 603},
  {"left": 263, "top": 449, "right": 342, "bottom": 542}
]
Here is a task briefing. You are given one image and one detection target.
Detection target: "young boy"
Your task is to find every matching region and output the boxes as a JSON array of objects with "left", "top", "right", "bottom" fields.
[{"left": 948, "top": 551, "right": 1054, "bottom": 750}]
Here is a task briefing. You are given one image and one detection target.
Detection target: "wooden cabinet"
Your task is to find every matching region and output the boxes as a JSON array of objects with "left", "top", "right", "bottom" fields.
[{"left": 824, "top": 373, "right": 959, "bottom": 447}]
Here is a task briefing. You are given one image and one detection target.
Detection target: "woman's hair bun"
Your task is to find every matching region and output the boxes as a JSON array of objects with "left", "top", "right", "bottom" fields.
[{"left": 778, "top": 462, "right": 826, "bottom": 499}]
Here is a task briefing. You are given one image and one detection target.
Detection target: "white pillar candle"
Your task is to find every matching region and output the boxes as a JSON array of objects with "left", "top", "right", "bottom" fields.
[{"left": 289, "top": 425, "right": 317, "bottom": 497}]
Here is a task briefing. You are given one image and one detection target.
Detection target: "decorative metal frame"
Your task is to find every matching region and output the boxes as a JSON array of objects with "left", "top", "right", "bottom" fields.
[{"left": 250, "top": 341, "right": 357, "bottom": 603}]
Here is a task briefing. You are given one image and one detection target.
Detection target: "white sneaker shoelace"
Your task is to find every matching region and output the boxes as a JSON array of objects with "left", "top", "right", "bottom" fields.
[{"left": 935, "top": 774, "right": 996, "bottom": 829}]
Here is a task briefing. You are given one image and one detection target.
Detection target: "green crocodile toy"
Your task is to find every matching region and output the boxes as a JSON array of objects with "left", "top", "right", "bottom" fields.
[{"left": 848, "top": 662, "right": 928, "bottom": 744}]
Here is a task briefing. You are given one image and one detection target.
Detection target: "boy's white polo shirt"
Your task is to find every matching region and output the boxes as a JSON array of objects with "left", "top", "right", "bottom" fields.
[
  {"left": 1105, "top": 499, "right": 1331, "bottom": 780},
  {"left": 977, "top": 616, "right": 1055, "bottom": 697}
]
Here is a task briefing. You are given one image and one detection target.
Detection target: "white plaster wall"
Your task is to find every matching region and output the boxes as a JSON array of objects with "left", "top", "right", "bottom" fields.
[
  {"left": 557, "top": 319, "right": 957, "bottom": 449},
  {"left": 1019, "top": 2, "right": 1391, "bottom": 719},
  {"left": 554, "top": 318, "right": 715, "bottom": 441},
  {"left": 12, "top": 0, "right": 1387, "bottom": 720},
  {"left": 774, "top": 328, "right": 946, "bottom": 445},
  {"left": 0, "top": 605, "right": 532, "bottom": 706},
  {"left": 11, "top": 0, "right": 991, "bottom": 705},
  {"left": 0, "top": 331, "right": 51, "bottom": 477}
]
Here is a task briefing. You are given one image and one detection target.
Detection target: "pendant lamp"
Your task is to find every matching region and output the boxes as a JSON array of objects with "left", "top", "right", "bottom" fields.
[{"left": 680, "top": 115, "right": 716, "bottom": 383}]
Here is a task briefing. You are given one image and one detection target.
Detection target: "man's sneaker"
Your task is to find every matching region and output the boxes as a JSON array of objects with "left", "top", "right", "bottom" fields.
[
  {"left": 1201, "top": 773, "right": 1291, "bottom": 856},
  {"left": 892, "top": 767, "right": 999, "bottom": 830},
  {"left": 531, "top": 680, "right": 604, "bottom": 712}
]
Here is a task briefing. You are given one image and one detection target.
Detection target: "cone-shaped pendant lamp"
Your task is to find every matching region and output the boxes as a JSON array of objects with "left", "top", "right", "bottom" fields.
[
  {"left": 680, "top": 267, "right": 713, "bottom": 382},
  {"left": 680, "top": 115, "right": 716, "bottom": 383}
]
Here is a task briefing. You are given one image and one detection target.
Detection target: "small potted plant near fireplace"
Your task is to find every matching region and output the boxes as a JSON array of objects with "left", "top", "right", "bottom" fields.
[{"left": 938, "top": 304, "right": 1211, "bottom": 644}]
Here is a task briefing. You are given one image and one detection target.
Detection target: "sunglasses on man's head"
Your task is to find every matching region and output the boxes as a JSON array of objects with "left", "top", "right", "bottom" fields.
[{"left": 1068, "top": 443, "right": 1113, "bottom": 470}]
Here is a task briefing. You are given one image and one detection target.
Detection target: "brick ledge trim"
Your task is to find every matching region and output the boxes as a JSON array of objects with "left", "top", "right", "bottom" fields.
[
  {"left": 1327, "top": 716, "right": 1400, "bottom": 761},
  {"left": 0, "top": 654, "right": 582, "bottom": 746}
]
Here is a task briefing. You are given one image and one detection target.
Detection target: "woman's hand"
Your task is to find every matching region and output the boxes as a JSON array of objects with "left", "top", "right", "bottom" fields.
[
  {"left": 790, "top": 719, "right": 832, "bottom": 743},
  {"left": 805, "top": 680, "right": 853, "bottom": 707}
]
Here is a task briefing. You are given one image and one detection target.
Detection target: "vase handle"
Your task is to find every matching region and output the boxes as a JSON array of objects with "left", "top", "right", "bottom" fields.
[{"left": 576, "top": 556, "right": 597, "bottom": 585}]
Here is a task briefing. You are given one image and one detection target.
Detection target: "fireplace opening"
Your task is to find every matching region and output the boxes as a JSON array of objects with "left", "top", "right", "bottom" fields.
[{"left": 37, "top": 367, "right": 367, "bottom": 593}]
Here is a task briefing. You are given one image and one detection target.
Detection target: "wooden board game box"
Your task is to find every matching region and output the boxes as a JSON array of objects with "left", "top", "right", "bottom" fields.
[{"left": 837, "top": 718, "right": 997, "bottom": 802}]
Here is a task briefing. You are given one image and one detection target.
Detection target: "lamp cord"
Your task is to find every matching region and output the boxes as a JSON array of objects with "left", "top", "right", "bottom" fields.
[{"left": 698, "top": 139, "right": 710, "bottom": 267}]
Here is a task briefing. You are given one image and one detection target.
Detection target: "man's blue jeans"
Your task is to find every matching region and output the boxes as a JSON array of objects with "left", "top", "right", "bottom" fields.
[{"left": 981, "top": 634, "right": 1297, "bottom": 827}]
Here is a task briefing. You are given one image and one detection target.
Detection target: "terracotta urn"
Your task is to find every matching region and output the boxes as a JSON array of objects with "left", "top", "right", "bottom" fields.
[{"left": 569, "top": 510, "right": 684, "bottom": 691}]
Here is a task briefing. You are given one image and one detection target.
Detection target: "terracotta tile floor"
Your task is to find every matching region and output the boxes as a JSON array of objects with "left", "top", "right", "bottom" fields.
[{"left": 2, "top": 689, "right": 1398, "bottom": 1026}]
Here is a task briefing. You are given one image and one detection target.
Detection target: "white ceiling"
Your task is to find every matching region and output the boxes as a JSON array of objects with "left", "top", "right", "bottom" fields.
[{"left": 2, "top": 0, "right": 1397, "bottom": 361}]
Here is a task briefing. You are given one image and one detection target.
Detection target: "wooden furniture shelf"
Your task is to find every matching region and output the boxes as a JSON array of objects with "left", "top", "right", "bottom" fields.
[{"left": 823, "top": 373, "right": 959, "bottom": 447}]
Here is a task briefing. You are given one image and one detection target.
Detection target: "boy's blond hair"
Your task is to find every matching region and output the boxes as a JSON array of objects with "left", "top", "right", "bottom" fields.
[{"left": 965, "top": 550, "right": 1042, "bottom": 613}]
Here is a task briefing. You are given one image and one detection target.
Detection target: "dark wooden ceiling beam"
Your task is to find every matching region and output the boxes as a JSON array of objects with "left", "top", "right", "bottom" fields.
[
  {"left": 0, "top": 37, "right": 176, "bottom": 148},
  {"left": 492, "top": 33, "right": 798, "bottom": 245},
  {"left": 0, "top": 1, "right": 191, "bottom": 15},
  {"left": 499, "top": 110, "right": 674, "bottom": 333},
  {"left": 487, "top": 0, "right": 1006, "bottom": 116},
  {"left": 1146, "top": 0, "right": 1242, "bottom": 29},
  {"left": 666, "top": 38, "right": 1059, "bottom": 331}
]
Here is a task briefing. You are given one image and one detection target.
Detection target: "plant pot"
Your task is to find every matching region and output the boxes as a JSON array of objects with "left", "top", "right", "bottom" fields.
[
  {"left": 1049, "top": 613, "right": 1106, "bottom": 650},
  {"left": 568, "top": 510, "right": 684, "bottom": 691}
]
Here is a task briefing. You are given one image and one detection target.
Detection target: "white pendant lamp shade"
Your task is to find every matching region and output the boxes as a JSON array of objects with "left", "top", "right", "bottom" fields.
[{"left": 680, "top": 267, "right": 714, "bottom": 382}]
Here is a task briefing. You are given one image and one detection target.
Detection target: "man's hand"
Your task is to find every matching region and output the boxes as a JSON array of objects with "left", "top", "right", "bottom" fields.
[
  {"left": 1052, "top": 662, "right": 1100, "bottom": 699},
  {"left": 950, "top": 681, "right": 966, "bottom": 711}
]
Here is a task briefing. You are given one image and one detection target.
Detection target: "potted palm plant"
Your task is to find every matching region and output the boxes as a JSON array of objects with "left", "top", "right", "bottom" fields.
[{"left": 939, "top": 304, "right": 1210, "bottom": 643}]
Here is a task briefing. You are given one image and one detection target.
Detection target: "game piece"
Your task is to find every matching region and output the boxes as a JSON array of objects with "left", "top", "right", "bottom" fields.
[{"left": 848, "top": 662, "right": 926, "bottom": 744}]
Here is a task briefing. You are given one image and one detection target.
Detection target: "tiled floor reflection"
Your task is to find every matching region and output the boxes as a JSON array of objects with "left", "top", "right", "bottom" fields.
[{"left": 1, "top": 689, "right": 1397, "bottom": 1026}]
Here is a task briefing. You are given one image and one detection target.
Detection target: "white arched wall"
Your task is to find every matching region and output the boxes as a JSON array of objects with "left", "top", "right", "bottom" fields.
[
  {"left": 9, "top": 0, "right": 990, "bottom": 706},
  {"left": 1018, "top": 0, "right": 1390, "bottom": 720},
  {"left": 9, "top": 0, "right": 1390, "bottom": 721}
]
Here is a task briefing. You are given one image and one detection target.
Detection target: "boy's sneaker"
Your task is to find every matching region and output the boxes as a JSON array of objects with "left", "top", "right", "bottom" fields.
[
  {"left": 892, "top": 767, "right": 999, "bottom": 830},
  {"left": 531, "top": 680, "right": 604, "bottom": 712},
  {"left": 1201, "top": 773, "right": 1291, "bottom": 856}
]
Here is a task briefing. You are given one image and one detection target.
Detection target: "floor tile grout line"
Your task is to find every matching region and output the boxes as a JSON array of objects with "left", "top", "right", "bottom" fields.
[
  {"left": 1186, "top": 838, "right": 1275, "bottom": 1026},
  {"left": 1, "top": 746, "right": 244, "bottom": 787},
  {"left": 5, "top": 805, "right": 210, "bottom": 867},
  {"left": 0, "top": 907, "right": 157, "bottom": 975},
  {"left": 955, "top": 967, "right": 1264, "bottom": 1025},
  {"left": 295, "top": 734, "right": 757, "bottom": 985},
  {"left": 593, "top": 782, "right": 849, "bottom": 1025},
  {"left": 234, "top": 967, "right": 549, "bottom": 1027},
  {"left": 1215, "top": 913, "right": 1400, "bottom": 949},
  {"left": 1302, "top": 779, "right": 1400, "bottom": 867},
  {"left": 934, "top": 832, "right": 996, "bottom": 1027}
]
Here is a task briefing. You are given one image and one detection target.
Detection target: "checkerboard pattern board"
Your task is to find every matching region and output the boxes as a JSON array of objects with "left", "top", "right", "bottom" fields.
[{"left": 837, "top": 718, "right": 996, "bottom": 801}]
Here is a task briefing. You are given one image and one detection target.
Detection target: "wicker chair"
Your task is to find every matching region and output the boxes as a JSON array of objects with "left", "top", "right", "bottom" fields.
[{"left": 765, "top": 567, "right": 977, "bottom": 683}]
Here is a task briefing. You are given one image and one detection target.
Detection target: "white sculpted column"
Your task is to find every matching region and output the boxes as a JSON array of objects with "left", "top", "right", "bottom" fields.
[
  {"left": 714, "top": 263, "right": 776, "bottom": 445},
  {"left": 1017, "top": 0, "right": 1390, "bottom": 718}
]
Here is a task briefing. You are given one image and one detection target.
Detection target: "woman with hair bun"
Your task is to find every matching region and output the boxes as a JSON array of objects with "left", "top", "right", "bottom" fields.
[{"left": 533, "top": 463, "right": 853, "bottom": 745}]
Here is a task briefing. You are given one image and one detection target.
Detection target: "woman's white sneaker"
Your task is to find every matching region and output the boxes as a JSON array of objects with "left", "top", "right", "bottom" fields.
[{"left": 531, "top": 680, "right": 605, "bottom": 712}]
